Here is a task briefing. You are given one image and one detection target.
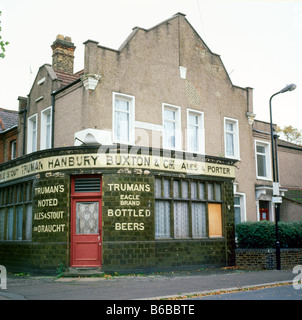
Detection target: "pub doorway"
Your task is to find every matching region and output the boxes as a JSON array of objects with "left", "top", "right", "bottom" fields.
[{"left": 70, "top": 175, "right": 102, "bottom": 267}]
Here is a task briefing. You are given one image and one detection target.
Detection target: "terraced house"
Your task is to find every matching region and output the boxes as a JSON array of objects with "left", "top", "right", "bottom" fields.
[{"left": 0, "top": 13, "right": 300, "bottom": 274}]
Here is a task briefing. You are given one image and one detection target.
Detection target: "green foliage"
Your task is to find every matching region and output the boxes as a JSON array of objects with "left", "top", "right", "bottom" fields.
[
  {"left": 236, "top": 221, "right": 302, "bottom": 248},
  {"left": 56, "top": 263, "right": 67, "bottom": 278},
  {"left": 0, "top": 11, "right": 9, "bottom": 58}
]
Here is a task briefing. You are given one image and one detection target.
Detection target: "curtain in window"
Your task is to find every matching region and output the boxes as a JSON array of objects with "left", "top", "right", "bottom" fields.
[
  {"left": 32, "top": 118, "right": 37, "bottom": 152},
  {"left": 164, "top": 108, "right": 176, "bottom": 148},
  {"left": 155, "top": 201, "right": 170, "bottom": 238},
  {"left": 16, "top": 206, "right": 23, "bottom": 240},
  {"left": 0, "top": 209, "right": 5, "bottom": 241},
  {"left": 188, "top": 113, "right": 199, "bottom": 152},
  {"left": 76, "top": 202, "right": 99, "bottom": 234},
  {"left": 46, "top": 113, "right": 51, "bottom": 149},
  {"left": 191, "top": 182, "right": 197, "bottom": 199},
  {"left": 25, "top": 204, "right": 32, "bottom": 240},
  {"left": 7, "top": 208, "right": 14, "bottom": 240},
  {"left": 192, "top": 203, "right": 206, "bottom": 238},
  {"left": 226, "top": 132, "right": 234, "bottom": 156},
  {"left": 115, "top": 99, "right": 129, "bottom": 141},
  {"left": 174, "top": 202, "right": 189, "bottom": 238}
]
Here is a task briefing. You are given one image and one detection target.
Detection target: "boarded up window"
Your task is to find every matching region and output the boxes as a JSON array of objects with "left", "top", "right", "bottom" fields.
[{"left": 208, "top": 203, "right": 222, "bottom": 238}]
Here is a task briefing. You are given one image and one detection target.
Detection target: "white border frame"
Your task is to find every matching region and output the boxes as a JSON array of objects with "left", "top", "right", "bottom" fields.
[
  {"left": 255, "top": 139, "right": 272, "bottom": 181},
  {"left": 27, "top": 113, "right": 38, "bottom": 154},
  {"left": 162, "top": 103, "right": 181, "bottom": 151},
  {"left": 40, "top": 106, "right": 53, "bottom": 150},
  {"left": 186, "top": 108, "right": 205, "bottom": 154},
  {"left": 112, "top": 92, "right": 135, "bottom": 145},
  {"left": 224, "top": 117, "right": 240, "bottom": 160}
]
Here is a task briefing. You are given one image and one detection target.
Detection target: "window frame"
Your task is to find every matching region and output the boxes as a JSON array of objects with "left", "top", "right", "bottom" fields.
[
  {"left": 187, "top": 109, "right": 205, "bottom": 154},
  {"left": 162, "top": 103, "right": 181, "bottom": 150},
  {"left": 0, "top": 181, "right": 33, "bottom": 242},
  {"left": 234, "top": 193, "right": 246, "bottom": 224},
  {"left": 224, "top": 117, "right": 240, "bottom": 159},
  {"left": 112, "top": 92, "right": 135, "bottom": 145},
  {"left": 40, "top": 106, "right": 52, "bottom": 150},
  {"left": 27, "top": 113, "right": 38, "bottom": 154},
  {"left": 10, "top": 140, "right": 17, "bottom": 160},
  {"left": 255, "top": 140, "right": 272, "bottom": 180},
  {"left": 154, "top": 177, "right": 223, "bottom": 240}
]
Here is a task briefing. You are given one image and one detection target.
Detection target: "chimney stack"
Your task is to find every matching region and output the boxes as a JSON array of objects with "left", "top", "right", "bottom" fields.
[{"left": 51, "top": 35, "right": 76, "bottom": 74}]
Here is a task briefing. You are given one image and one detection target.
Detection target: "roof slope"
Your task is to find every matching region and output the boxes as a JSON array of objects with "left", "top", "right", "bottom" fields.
[
  {"left": 55, "top": 69, "right": 84, "bottom": 87},
  {"left": 0, "top": 108, "right": 18, "bottom": 133}
]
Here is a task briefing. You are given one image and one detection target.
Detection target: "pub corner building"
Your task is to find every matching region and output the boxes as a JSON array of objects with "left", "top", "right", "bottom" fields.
[{"left": 0, "top": 14, "right": 240, "bottom": 274}]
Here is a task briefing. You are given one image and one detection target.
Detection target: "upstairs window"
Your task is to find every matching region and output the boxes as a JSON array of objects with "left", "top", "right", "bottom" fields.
[
  {"left": 113, "top": 93, "right": 135, "bottom": 145},
  {"left": 27, "top": 114, "right": 37, "bottom": 154},
  {"left": 10, "top": 140, "right": 17, "bottom": 160},
  {"left": 187, "top": 109, "right": 204, "bottom": 154},
  {"left": 163, "top": 104, "right": 181, "bottom": 150},
  {"left": 255, "top": 141, "right": 271, "bottom": 180},
  {"left": 224, "top": 118, "right": 240, "bottom": 159},
  {"left": 40, "top": 106, "right": 52, "bottom": 150}
]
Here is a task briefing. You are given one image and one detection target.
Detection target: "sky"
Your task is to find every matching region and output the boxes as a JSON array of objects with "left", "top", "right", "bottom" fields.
[{"left": 1, "top": 0, "right": 302, "bottom": 131}]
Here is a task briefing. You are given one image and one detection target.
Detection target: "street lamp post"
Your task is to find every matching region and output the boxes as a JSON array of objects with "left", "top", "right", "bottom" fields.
[{"left": 269, "top": 83, "right": 296, "bottom": 270}]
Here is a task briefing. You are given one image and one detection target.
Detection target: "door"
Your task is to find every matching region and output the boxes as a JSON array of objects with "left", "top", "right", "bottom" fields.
[
  {"left": 259, "top": 200, "right": 270, "bottom": 221},
  {"left": 70, "top": 176, "right": 102, "bottom": 267}
]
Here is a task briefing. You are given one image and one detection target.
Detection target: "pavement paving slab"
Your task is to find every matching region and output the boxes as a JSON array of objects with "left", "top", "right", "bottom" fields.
[{"left": 0, "top": 268, "right": 297, "bottom": 301}]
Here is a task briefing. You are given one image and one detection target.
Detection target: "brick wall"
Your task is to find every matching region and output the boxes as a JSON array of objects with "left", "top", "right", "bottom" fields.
[
  {"left": 236, "top": 248, "right": 302, "bottom": 270},
  {"left": 101, "top": 172, "right": 236, "bottom": 273}
]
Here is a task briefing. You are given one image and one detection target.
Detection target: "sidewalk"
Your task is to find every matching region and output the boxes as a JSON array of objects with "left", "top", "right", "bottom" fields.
[{"left": 0, "top": 268, "right": 296, "bottom": 300}]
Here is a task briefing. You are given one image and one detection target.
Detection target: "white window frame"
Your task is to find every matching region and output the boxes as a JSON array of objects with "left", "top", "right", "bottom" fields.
[
  {"left": 40, "top": 106, "right": 52, "bottom": 150},
  {"left": 187, "top": 109, "right": 205, "bottom": 154},
  {"left": 255, "top": 140, "right": 272, "bottom": 180},
  {"left": 11, "top": 140, "right": 17, "bottom": 160},
  {"left": 234, "top": 193, "right": 246, "bottom": 224},
  {"left": 162, "top": 103, "right": 181, "bottom": 150},
  {"left": 27, "top": 114, "right": 38, "bottom": 154},
  {"left": 112, "top": 92, "right": 135, "bottom": 145},
  {"left": 224, "top": 117, "right": 240, "bottom": 159}
]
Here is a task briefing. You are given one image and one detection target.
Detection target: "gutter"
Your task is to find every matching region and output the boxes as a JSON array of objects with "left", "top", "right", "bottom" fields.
[{"left": 0, "top": 125, "right": 18, "bottom": 135}]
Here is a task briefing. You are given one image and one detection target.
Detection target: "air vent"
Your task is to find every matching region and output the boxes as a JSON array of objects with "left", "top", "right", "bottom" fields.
[{"left": 74, "top": 178, "right": 101, "bottom": 193}]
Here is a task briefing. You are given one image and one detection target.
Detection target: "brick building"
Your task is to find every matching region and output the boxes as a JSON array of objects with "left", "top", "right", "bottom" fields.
[
  {"left": 0, "top": 13, "right": 300, "bottom": 273},
  {"left": 0, "top": 108, "right": 18, "bottom": 164}
]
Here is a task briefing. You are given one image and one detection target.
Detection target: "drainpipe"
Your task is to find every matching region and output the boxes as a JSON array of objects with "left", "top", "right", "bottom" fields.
[
  {"left": 51, "top": 93, "right": 55, "bottom": 149},
  {"left": 18, "top": 98, "right": 28, "bottom": 156}
]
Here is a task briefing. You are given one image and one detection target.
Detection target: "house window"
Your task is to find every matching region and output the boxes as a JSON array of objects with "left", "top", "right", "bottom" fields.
[
  {"left": 255, "top": 141, "right": 271, "bottom": 180},
  {"left": 233, "top": 193, "right": 246, "bottom": 225},
  {"left": 27, "top": 114, "right": 38, "bottom": 153},
  {"left": 113, "top": 93, "right": 135, "bottom": 145},
  {"left": 155, "top": 177, "right": 222, "bottom": 239},
  {"left": 187, "top": 109, "right": 204, "bottom": 153},
  {"left": 224, "top": 118, "right": 240, "bottom": 159},
  {"left": 40, "top": 107, "right": 52, "bottom": 150},
  {"left": 11, "top": 140, "right": 17, "bottom": 160},
  {"left": 234, "top": 196, "right": 241, "bottom": 224},
  {"left": 163, "top": 104, "right": 181, "bottom": 150},
  {"left": 0, "top": 181, "right": 33, "bottom": 241}
]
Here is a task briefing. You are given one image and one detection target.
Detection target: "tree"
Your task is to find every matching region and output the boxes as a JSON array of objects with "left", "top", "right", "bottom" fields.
[
  {"left": 0, "top": 11, "right": 9, "bottom": 58},
  {"left": 277, "top": 125, "right": 302, "bottom": 145}
]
